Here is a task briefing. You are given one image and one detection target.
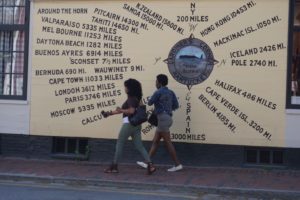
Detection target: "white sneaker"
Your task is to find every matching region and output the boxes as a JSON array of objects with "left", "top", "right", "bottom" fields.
[
  {"left": 167, "top": 164, "right": 183, "bottom": 172},
  {"left": 136, "top": 161, "right": 148, "bottom": 169}
]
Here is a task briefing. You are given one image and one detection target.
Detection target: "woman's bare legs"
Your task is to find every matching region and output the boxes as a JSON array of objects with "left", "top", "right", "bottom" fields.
[
  {"left": 160, "top": 131, "right": 180, "bottom": 166},
  {"left": 148, "top": 131, "right": 162, "bottom": 157},
  {"left": 148, "top": 131, "right": 180, "bottom": 166}
]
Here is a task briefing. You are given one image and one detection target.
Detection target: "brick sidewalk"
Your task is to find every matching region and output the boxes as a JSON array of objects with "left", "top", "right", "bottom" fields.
[{"left": 0, "top": 157, "right": 300, "bottom": 197}]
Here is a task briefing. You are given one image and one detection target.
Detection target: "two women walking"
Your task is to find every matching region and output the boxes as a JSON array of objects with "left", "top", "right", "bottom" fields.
[{"left": 103, "top": 74, "right": 182, "bottom": 174}]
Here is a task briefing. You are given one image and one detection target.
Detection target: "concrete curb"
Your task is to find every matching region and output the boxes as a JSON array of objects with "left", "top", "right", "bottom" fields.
[{"left": 0, "top": 173, "right": 300, "bottom": 199}]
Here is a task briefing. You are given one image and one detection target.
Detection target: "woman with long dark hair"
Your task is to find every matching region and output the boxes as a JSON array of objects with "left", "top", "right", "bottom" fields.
[{"left": 102, "top": 79, "right": 156, "bottom": 174}]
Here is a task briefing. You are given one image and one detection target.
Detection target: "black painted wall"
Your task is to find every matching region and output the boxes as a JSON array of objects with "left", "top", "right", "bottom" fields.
[{"left": 1, "top": 133, "right": 300, "bottom": 169}]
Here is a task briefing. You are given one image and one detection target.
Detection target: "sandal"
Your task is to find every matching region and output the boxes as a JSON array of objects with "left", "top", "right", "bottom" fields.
[
  {"left": 104, "top": 163, "right": 119, "bottom": 173},
  {"left": 147, "top": 162, "right": 156, "bottom": 175}
]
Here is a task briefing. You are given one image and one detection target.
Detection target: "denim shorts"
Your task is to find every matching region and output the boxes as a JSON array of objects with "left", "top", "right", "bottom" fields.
[{"left": 157, "top": 113, "right": 173, "bottom": 132}]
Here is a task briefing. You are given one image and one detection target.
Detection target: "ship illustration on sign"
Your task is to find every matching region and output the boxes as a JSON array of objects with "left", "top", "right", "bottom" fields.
[{"left": 179, "top": 55, "right": 201, "bottom": 59}]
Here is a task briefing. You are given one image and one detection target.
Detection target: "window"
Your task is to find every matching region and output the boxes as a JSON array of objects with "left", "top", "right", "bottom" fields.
[
  {"left": 289, "top": 0, "right": 300, "bottom": 107},
  {"left": 245, "top": 148, "right": 284, "bottom": 166},
  {"left": 259, "top": 150, "right": 271, "bottom": 164},
  {"left": 0, "top": 135, "right": 2, "bottom": 155},
  {"left": 0, "top": 0, "right": 29, "bottom": 100},
  {"left": 52, "top": 137, "right": 89, "bottom": 159},
  {"left": 245, "top": 149, "right": 257, "bottom": 163}
]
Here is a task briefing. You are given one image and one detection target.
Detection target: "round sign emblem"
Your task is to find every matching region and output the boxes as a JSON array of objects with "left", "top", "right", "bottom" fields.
[{"left": 165, "top": 34, "right": 218, "bottom": 89}]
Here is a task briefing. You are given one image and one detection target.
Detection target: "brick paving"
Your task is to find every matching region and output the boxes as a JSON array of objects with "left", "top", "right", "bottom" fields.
[{"left": 0, "top": 157, "right": 299, "bottom": 197}]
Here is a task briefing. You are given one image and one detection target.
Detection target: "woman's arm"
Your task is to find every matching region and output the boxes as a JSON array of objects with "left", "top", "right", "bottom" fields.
[
  {"left": 172, "top": 91, "right": 179, "bottom": 110},
  {"left": 102, "top": 106, "right": 136, "bottom": 118},
  {"left": 148, "top": 91, "right": 159, "bottom": 106},
  {"left": 116, "top": 107, "right": 135, "bottom": 115},
  {"left": 101, "top": 108, "right": 122, "bottom": 118}
]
